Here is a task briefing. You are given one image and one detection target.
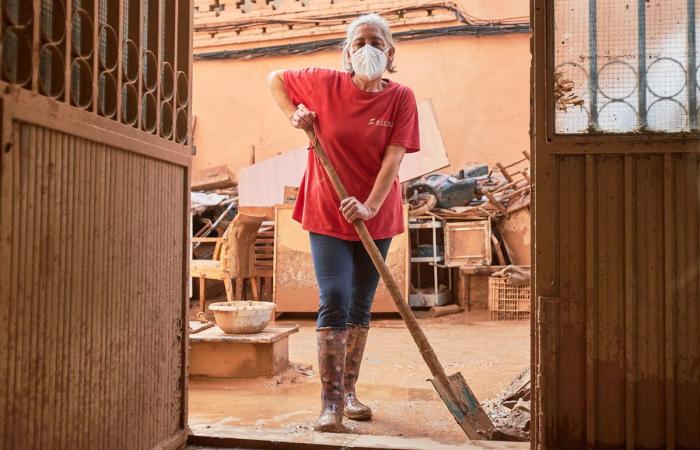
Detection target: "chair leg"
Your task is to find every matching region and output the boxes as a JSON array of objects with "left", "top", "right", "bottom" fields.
[
  {"left": 199, "top": 277, "right": 206, "bottom": 314},
  {"left": 251, "top": 277, "right": 260, "bottom": 301},
  {"left": 235, "top": 278, "right": 242, "bottom": 300},
  {"left": 264, "top": 277, "right": 273, "bottom": 301},
  {"left": 224, "top": 276, "right": 234, "bottom": 302}
]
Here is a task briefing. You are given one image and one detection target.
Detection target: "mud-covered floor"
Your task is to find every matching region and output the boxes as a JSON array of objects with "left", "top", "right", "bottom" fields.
[{"left": 188, "top": 307, "right": 530, "bottom": 445}]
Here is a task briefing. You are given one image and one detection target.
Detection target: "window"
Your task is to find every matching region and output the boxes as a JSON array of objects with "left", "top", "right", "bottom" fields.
[{"left": 554, "top": 0, "right": 697, "bottom": 134}]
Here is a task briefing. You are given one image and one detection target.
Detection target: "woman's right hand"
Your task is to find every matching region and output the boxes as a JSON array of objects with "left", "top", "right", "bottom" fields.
[{"left": 291, "top": 104, "right": 317, "bottom": 131}]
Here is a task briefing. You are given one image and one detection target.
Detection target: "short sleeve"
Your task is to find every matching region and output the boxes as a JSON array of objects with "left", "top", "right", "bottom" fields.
[
  {"left": 389, "top": 87, "right": 420, "bottom": 153},
  {"left": 283, "top": 68, "right": 333, "bottom": 108}
]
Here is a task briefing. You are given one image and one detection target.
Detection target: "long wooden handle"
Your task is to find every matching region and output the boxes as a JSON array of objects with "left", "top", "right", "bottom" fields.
[{"left": 305, "top": 129, "right": 452, "bottom": 388}]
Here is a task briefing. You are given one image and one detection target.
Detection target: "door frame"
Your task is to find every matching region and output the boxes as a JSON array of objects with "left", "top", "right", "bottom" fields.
[{"left": 531, "top": 1, "right": 700, "bottom": 449}]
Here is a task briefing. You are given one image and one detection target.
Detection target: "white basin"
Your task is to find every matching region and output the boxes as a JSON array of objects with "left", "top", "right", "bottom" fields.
[{"left": 208, "top": 301, "right": 276, "bottom": 334}]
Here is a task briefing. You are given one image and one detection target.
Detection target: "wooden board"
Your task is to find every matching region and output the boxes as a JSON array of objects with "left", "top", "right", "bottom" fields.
[
  {"left": 189, "top": 325, "right": 299, "bottom": 344},
  {"left": 238, "top": 99, "right": 450, "bottom": 207},
  {"left": 458, "top": 269, "right": 504, "bottom": 311},
  {"left": 444, "top": 220, "right": 492, "bottom": 267},
  {"left": 398, "top": 99, "right": 450, "bottom": 182},
  {"left": 498, "top": 209, "right": 531, "bottom": 265},
  {"left": 238, "top": 147, "right": 307, "bottom": 206},
  {"left": 238, "top": 206, "right": 275, "bottom": 221},
  {"left": 273, "top": 204, "right": 409, "bottom": 313},
  {"left": 192, "top": 164, "right": 236, "bottom": 190}
]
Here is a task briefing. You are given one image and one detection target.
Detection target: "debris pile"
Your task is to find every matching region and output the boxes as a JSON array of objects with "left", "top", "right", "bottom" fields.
[
  {"left": 407, "top": 153, "right": 530, "bottom": 222},
  {"left": 406, "top": 153, "right": 531, "bottom": 267},
  {"left": 482, "top": 367, "right": 531, "bottom": 441},
  {"left": 191, "top": 165, "right": 239, "bottom": 259}
]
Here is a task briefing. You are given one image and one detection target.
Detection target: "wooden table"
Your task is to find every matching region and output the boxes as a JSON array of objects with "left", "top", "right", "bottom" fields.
[{"left": 189, "top": 325, "right": 299, "bottom": 379}]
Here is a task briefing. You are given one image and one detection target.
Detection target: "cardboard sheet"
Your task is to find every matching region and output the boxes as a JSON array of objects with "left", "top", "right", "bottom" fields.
[{"left": 399, "top": 99, "right": 450, "bottom": 182}]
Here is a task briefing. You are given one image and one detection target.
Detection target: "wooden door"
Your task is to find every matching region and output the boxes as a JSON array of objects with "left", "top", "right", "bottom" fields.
[
  {"left": 0, "top": 1, "right": 192, "bottom": 449},
  {"left": 532, "top": 1, "right": 700, "bottom": 449}
]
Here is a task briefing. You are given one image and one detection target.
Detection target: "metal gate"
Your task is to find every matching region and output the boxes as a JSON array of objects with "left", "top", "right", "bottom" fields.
[
  {"left": 533, "top": 1, "right": 700, "bottom": 449},
  {"left": 0, "top": 1, "right": 192, "bottom": 449}
]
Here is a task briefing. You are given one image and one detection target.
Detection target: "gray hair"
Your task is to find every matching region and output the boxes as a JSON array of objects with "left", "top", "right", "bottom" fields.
[{"left": 342, "top": 13, "right": 396, "bottom": 73}]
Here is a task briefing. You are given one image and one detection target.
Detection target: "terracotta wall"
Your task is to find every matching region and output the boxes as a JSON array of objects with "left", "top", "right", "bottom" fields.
[{"left": 192, "top": 1, "right": 531, "bottom": 179}]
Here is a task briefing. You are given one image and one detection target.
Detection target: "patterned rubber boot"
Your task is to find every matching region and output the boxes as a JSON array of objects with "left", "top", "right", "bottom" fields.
[
  {"left": 343, "top": 324, "right": 372, "bottom": 420},
  {"left": 313, "top": 328, "right": 347, "bottom": 432}
]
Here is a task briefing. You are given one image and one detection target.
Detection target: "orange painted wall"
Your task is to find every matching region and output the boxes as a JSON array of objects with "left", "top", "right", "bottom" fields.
[{"left": 192, "top": 3, "right": 531, "bottom": 178}]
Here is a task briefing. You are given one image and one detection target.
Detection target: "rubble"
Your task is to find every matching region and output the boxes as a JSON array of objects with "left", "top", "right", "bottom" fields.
[
  {"left": 191, "top": 186, "right": 239, "bottom": 259},
  {"left": 407, "top": 154, "right": 530, "bottom": 220},
  {"left": 491, "top": 265, "right": 531, "bottom": 287},
  {"left": 482, "top": 367, "right": 531, "bottom": 441},
  {"left": 406, "top": 154, "right": 531, "bottom": 267}
]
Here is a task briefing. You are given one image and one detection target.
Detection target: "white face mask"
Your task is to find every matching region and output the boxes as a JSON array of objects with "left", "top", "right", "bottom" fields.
[{"left": 350, "top": 45, "right": 388, "bottom": 81}]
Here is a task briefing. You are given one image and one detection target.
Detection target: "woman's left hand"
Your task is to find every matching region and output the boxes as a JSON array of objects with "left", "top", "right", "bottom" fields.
[{"left": 340, "top": 197, "right": 376, "bottom": 223}]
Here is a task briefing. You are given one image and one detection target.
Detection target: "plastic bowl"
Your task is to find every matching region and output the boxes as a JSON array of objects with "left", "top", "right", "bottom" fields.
[{"left": 208, "top": 301, "right": 275, "bottom": 334}]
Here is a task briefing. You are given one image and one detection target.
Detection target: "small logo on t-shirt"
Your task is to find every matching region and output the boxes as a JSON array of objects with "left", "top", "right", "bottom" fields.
[{"left": 369, "top": 117, "right": 394, "bottom": 127}]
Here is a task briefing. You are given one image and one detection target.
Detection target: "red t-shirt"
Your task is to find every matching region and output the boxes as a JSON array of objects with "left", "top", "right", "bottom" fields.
[{"left": 283, "top": 68, "right": 420, "bottom": 241}]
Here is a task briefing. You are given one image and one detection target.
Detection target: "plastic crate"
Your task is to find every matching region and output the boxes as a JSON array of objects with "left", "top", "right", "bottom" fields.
[{"left": 488, "top": 277, "right": 531, "bottom": 320}]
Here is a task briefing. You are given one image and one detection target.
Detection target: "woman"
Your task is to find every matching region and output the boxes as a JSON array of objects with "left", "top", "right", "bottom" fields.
[{"left": 268, "top": 13, "right": 420, "bottom": 432}]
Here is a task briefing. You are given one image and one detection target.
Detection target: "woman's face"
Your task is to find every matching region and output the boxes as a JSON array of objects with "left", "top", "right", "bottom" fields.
[
  {"left": 347, "top": 24, "right": 395, "bottom": 74},
  {"left": 350, "top": 24, "right": 389, "bottom": 52}
]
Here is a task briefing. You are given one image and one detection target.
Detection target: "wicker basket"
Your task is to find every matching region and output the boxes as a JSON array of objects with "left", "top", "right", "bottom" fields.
[{"left": 488, "top": 277, "right": 531, "bottom": 320}]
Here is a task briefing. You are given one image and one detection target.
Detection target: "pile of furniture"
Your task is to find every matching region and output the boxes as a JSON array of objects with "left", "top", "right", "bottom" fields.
[{"left": 406, "top": 153, "right": 532, "bottom": 317}]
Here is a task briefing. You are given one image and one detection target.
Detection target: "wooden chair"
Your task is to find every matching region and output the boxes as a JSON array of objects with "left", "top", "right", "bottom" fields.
[
  {"left": 191, "top": 213, "right": 264, "bottom": 313},
  {"left": 253, "top": 222, "right": 275, "bottom": 300}
]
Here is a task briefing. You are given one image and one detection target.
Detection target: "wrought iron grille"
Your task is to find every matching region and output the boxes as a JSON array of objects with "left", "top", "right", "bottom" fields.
[
  {"left": 555, "top": 0, "right": 698, "bottom": 134},
  {"left": 1, "top": 0, "right": 191, "bottom": 144}
]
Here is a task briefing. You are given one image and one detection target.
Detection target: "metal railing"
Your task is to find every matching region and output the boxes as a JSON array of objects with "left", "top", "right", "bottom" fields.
[{"left": 1, "top": 0, "right": 191, "bottom": 144}]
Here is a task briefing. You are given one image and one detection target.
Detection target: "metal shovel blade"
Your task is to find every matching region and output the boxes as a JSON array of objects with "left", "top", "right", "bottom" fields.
[{"left": 430, "top": 372, "right": 496, "bottom": 439}]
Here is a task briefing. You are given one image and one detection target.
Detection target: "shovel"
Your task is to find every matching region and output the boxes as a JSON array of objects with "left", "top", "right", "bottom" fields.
[{"left": 303, "top": 123, "right": 496, "bottom": 439}]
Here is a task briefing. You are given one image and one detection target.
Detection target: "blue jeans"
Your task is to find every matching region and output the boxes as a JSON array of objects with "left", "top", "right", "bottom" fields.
[{"left": 309, "top": 232, "right": 392, "bottom": 329}]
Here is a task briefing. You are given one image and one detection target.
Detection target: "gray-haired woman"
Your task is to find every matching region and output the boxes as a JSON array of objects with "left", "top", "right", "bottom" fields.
[{"left": 268, "top": 13, "right": 420, "bottom": 432}]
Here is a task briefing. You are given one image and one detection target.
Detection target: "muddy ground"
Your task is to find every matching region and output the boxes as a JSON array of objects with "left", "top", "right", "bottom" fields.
[{"left": 188, "top": 307, "right": 530, "bottom": 445}]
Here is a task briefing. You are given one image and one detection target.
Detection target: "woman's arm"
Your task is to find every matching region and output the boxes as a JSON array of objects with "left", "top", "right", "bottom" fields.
[
  {"left": 340, "top": 145, "right": 406, "bottom": 222},
  {"left": 267, "top": 70, "right": 316, "bottom": 130}
]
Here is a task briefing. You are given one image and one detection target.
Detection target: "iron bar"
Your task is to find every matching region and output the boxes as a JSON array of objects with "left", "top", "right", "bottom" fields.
[
  {"left": 32, "top": 0, "right": 41, "bottom": 91},
  {"left": 65, "top": 0, "right": 73, "bottom": 103},
  {"left": 93, "top": 0, "right": 99, "bottom": 113},
  {"left": 116, "top": 0, "right": 124, "bottom": 120},
  {"left": 637, "top": 0, "right": 648, "bottom": 130},
  {"left": 172, "top": 0, "right": 179, "bottom": 142},
  {"left": 155, "top": 0, "right": 163, "bottom": 137},
  {"left": 588, "top": 0, "right": 599, "bottom": 130},
  {"left": 137, "top": 0, "right": 144, "bottom": 129},
  {"left": 688, "top": 0, "right": 697, "bottom": 130}
]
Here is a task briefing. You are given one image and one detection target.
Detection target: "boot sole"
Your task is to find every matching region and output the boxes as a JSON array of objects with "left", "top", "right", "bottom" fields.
[
  {"left": 313, "top": 423, "right": 347, "bottom": 433},
  {"left": 344, "top": 410, "right": 372, "bottom": 421}
]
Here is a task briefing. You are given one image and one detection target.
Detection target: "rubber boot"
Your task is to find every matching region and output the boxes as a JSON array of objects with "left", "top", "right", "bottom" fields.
[
  {"left": 313, "top": 328, "right": 347, "bottom": 432},
  {"left": 343, "top": 324, "right": 372, "bottom": 420}
]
